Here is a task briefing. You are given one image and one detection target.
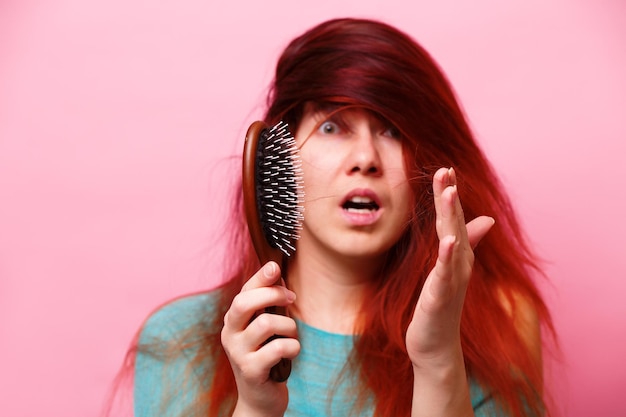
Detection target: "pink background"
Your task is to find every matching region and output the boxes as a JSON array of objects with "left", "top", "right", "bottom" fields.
[{"left": 1, "top": 1, "right": 625, "bottom": 416}]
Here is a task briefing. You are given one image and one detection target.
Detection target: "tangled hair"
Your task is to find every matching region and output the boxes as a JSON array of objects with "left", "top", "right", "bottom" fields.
[{"left": 115, "top": 17, "right": 555, "bottom": 417}]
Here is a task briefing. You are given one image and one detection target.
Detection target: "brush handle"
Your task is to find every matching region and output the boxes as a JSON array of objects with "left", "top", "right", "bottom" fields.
[
  {"left": 265, "top": 305, "right": 291, "bottom": 382},
  {"left": 243, "top": 120, "right": 292, "bottom": 382}
]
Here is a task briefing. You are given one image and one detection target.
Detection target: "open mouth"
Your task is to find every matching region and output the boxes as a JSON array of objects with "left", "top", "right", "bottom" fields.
[{"left": 342, "top": 196, "right": 380, "bottom": 213}]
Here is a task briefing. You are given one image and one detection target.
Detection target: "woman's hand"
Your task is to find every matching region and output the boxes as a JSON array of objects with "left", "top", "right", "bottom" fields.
[
  {"left": 406, "top": 167, "right": 494, "bottom": 417},
  {"left": 221, "top": 261, "right": 300, "bottom": 417}
]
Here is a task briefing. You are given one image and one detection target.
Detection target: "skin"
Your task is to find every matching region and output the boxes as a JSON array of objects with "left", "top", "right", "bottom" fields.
[
  {"left": 407, "top": 167, "right": 494, "bottom": 417},
  {"left": 293, "top": 106, "right": 413, "bottom": 268},
  {"left": 221, "top": 107, "right": 529, "bottom": 417}
]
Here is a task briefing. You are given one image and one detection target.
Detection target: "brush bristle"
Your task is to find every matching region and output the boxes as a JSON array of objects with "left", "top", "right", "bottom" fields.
[{"left": 256, "top": 121, "right": 304, "bottom": 257}]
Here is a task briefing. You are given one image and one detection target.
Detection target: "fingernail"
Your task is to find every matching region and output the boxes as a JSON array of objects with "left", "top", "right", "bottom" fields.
[
  {"left": 285, "top": 289, "right": 296, "bottom": 302},
  {"left": 448, "top": 167, "right": 456, "bottom": 185},
  {"left": 264, "top": 262, "right": 277, "bottom": 277}
]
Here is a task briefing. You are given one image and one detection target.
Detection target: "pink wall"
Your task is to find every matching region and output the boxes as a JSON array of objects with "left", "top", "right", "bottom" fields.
[{"left": 1, "top": 1, "right": 624, "bottom": 416}]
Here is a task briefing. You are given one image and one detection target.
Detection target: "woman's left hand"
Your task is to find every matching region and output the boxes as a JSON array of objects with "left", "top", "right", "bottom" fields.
[{"left": 405, "top": 167, "right": 494, "bottom": 416}]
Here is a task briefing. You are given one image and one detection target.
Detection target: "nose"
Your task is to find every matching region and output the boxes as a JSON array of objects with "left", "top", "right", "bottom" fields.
[{"left": 348, "top": 128, "right": 382, "bottom": 176}]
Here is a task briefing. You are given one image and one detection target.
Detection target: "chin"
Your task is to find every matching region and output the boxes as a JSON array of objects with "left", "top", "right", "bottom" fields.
[{"left": 334, "top": 240, "right": 396, "bottom": 260}]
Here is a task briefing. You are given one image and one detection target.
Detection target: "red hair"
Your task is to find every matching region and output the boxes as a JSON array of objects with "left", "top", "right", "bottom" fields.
[
  {"left": 209, "top": 18, "right": 554, "bottom": 416},
  {"left": 113, "top": 18, "right": 555, "bottom": 417}
]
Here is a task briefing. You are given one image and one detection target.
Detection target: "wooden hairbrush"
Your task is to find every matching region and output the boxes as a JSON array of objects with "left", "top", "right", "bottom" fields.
[{"left": 242, "top": 120, "right": 303, "bottom": 382}]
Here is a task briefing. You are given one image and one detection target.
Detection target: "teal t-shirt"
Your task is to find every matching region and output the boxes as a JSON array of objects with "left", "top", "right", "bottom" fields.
[{"left": 134, "top": 292, "right": 503, "bottom": 417}]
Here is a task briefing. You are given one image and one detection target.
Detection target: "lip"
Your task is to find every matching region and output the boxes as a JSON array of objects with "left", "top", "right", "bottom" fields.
[{"left": 340, "top": 188, "right": 383, "bottom": 226}]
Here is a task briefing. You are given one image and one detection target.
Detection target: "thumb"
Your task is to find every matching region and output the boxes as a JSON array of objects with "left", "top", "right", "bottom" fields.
[{"left": 466, "top": 216, "right": 495, "bottom": 249}]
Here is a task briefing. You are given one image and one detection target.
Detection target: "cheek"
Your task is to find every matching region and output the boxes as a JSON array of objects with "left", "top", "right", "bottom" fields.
[
  {"left": 301, "top": 160, "right": 329, "bottom": 204},
  {"left": 301, "top": 142, "right": 336, "bottom": 167},
  {"left": 388, "top": 168, "right": 413, "bottom": 218},
  {"left": 396, "top": 184, "right": 413, "bottom": 219},
  {"left": 301, "top": 148, "right": 338, "bottom": 188},
  {"left": 386, "top": 158, "right": 410, "bottom": 192},
  {"left": 383, "top": 145, "right": 408, "bottom": 176}
]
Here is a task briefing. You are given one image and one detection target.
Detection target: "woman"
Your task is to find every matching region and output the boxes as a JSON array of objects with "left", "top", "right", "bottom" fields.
[{"left": 129, "top": 18, "right": 554, "bottom": 417}]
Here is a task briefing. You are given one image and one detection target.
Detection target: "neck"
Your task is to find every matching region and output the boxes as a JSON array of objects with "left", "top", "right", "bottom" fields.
[{"left": 286, "top": 250, "right": 382, "bottom": 334}]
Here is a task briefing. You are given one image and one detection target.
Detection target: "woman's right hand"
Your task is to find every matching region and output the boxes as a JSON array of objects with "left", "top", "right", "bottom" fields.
[{"left": 221, "top": 261, "right": 300, "bottom": 417}]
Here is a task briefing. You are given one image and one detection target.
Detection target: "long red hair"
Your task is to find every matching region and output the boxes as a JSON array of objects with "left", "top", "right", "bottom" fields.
[
  {"left": 114, "top": 18, "right": 555, "bottom": 417},
  {"left": 210, "top": 17, "right": 555, "bottom": 416}
]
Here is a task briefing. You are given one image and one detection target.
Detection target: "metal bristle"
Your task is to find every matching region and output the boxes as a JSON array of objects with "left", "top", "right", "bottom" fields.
[{"left": 257, "top": 121, "right": 304, "bottom": 257}]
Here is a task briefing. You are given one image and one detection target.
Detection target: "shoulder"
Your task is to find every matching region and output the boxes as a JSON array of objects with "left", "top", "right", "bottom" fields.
[
  {"left": 497, "top": 288, "right": 543, "bottom": 366},
  {"left": 134, "top": 290, "right": 222, "bottom": 417},
  {"left": 138, "top": 290, "right": 220, "bottom": 344},
  {"left": 134, "top": 289, "right": 223, "bottom": 388}
]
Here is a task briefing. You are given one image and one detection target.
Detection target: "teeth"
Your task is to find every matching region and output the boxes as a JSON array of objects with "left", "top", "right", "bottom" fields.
[
  {"left": 346, "top": 207, "right": 371, "bottom": 213},
  {"left": 344, "top": 195, "right": 379, "bottom": 212},
  {"left": 350, "top": 196, "right": 373, "bottom": 203}
]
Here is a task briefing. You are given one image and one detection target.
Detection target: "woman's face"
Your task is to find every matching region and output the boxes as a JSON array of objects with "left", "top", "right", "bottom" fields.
[{"left": 294, "top": 105, "right": 412, "bottom": 266}]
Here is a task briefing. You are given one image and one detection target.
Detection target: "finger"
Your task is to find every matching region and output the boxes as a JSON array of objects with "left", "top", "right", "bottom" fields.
[
  {"left": 255, "top": 337, "right": 301, "bottom": 368},
  {"left": 432, "top": 234, "right": 457, "bottom": 286},
  {"left": 447, "top": 168, "right": 469, "bottom": 243},
  {"left": 224, "top": 333, "right": 300, "bottom": 383},
  {"left": 416, "top": 235, "right": 457, "bottom": 314},
  {"left": 244, "top": 313, "right": 299, "bottom": 350},
  {"left": 241, "top": 262, "right": 282, "bottom": 292},
  {"left": 433, "top": 167, "right": 454, "bottom": 240},
  {"left": 466, "top": 215, "right": 495, "bottom": 249},
  {"left": 240, "top": 338, "right": 301, "bottom": 382},
  {"left": 437, "top": 183, "right": 465, "bottom": 244},
  {"left": 436, "top": 168, "right": 474, "bottom": 247},
  {"left": 224, "top": 286, "right": 296, "bottom": 331},
  {"left": 432, "top": 168, "right": 450, "bottom": 220}
]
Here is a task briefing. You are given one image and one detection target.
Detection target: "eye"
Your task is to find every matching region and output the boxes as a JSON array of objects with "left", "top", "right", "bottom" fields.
[
  {"left": 318, "top": 121, "right": 341, "bottom": 135},
  {"left": 382, "top": 125, "right": 401, "bottom": 139}
]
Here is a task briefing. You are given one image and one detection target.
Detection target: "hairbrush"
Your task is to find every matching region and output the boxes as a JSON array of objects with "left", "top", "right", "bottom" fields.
[{"left": 242, "top": 120, "right": 303, "bottom": 382}]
